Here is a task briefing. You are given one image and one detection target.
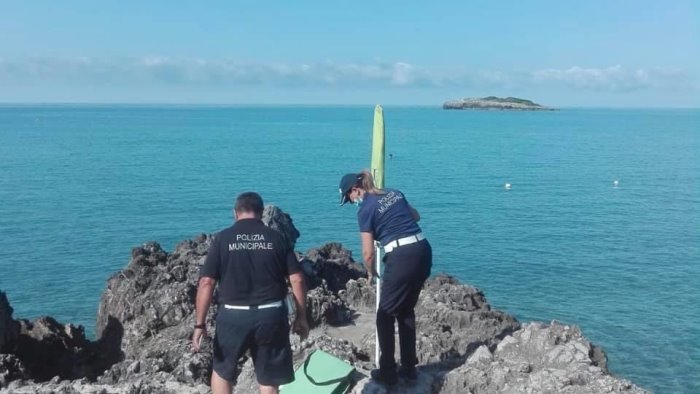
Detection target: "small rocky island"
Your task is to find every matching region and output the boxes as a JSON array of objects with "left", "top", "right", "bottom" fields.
[
  {"left": 0, "top": 206, "right": 646, "bottom": 393},
  {"left": 443, "top": 96, "right": 556, "bottom": 111}
]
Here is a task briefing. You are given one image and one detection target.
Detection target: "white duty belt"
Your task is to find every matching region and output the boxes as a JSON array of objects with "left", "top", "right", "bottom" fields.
[
  {"left": 383, "top": 233, "right": 425, "bottom": 253},
  {"left": 223, "top": 300, "right": 283, "bottom": 310}
]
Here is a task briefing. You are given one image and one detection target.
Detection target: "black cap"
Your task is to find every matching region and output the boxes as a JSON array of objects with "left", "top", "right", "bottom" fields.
[{"left": 339, "top": 173, "right": 360, "bottom": 205}]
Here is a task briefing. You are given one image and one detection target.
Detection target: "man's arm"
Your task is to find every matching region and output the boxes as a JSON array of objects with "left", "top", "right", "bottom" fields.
[
  {"left": 289, "top": 271, "right": 309, "bottom": 340},
  {"left": 192, "top": 276, "right": 216, "bottom": 351},
  {"left": 195, "top": 276, "right": 216, "bottom": 325}
]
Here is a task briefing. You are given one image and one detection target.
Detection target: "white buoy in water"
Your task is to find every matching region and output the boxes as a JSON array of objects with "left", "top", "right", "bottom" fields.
[
  {"left": 613, "top": 180, "right": 619, "bottom": 188},
  {"left": 504, "top": 183, "right": 512, "bottom": 190}
]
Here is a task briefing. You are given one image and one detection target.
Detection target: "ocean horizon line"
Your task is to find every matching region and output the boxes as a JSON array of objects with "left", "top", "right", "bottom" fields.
[{"left": 0, "top": 102, "right": 698, "bottom": 110}]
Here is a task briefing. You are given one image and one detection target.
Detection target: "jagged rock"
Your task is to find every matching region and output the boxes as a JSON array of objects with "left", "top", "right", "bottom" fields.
[
  {"left": 261, "top": 205, "right": 300, "bottom": 251},
  {"left": 495, "top": 323, "right": 607, "bottom": 371},
  {"left": 350, "top": 369, "right": 438, "bottom": 394},
  {"left": 439, "top": 322, "right": 649, "bottom": 394},
  {"left": 421, "top": 275, "right": 490, "bottom": 312},
  {"left": 13, "top": 316, "right": 106, "bottom": 382},
  {"left": 1, "top": 375, "right": 211, "bottom": 393},
  {"left": 414, "top": 275, "right": 520, "bottom": 364},
  {"left": 0, "top": 354, "right": 27, "bottom": 387},
  {"left": 0, "top": 207, "right": 648, "bottom": 393},
  {"left": 95, "top": 236, "right": 214, "bottom": 387},
  {"left": 340, "top": 278, "right": 376, "bottom": 312},
  {"left": 467, "top": 345, "right": 493, "bottom": 365},
  {"left": 306, "top": 284, "right": 353, "bottom": 328},
  {"left": 0, "top": 292, "right": 114, "bottom": 386},
  {"left": 302, "top": 243, "right": 366, "bottom": 292},
  {"left": 15, "top": 316, "right": 87, "bottom": 377},
  {"left": 91, "top": 205, "right": 302, "bottom": 389},
  {"left": 0, "top": 293, "right": 18, "bottom": 354}
]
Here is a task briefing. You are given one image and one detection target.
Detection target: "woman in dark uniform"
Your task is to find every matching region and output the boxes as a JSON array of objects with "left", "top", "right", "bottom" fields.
[{"left": 339, "top": 170, "right": 432, "bottom": 385}]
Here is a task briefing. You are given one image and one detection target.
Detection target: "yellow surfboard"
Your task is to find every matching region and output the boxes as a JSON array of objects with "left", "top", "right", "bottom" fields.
[{"left": 370, "top": 105, "right": 385, "bottom": 189}]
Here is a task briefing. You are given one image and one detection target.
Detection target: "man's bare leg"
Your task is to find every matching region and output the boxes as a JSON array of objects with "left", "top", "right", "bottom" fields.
[
  {"left": 211, "top": 370, "right": 233, "bottom": 394},
  {"left": 259, "top": 385, "right": 279, "bottom": 394}
]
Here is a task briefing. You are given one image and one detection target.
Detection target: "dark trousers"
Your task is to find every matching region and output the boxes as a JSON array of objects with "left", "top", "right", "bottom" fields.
[{"left": 377, "top": 239, "right": 432, "bottom": 373}]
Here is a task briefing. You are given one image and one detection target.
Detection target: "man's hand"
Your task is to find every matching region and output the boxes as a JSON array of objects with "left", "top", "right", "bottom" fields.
[
  {"left": 292, "top": 316, "right": 309, "bottom": 341},
  {"left": 289, "top": 271, "right": 308, "bottom": 340},
  {"left": 191, "top": 327, "right": 207, "bottom": 352},
  {"left": 193, "top": 276, "right": 216, "bottom": 352}
]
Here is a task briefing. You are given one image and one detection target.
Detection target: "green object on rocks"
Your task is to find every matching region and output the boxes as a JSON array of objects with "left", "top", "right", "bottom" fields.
[{"left": 280, "top": 350, "right": 354, "bottom": 394}]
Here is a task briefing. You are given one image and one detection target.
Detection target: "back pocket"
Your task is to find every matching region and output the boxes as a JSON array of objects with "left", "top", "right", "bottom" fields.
[{"left": 254, "top": 315, "right": 289, "bottom": 346}]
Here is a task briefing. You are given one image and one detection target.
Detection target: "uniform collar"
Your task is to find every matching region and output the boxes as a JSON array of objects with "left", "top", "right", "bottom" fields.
[{"left": 235, "top": 218, "right": 262, "bottom": 223}]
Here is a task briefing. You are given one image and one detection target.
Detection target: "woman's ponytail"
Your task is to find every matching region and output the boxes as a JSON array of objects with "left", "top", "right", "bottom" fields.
[{"left": 358, "top": 170, "right": 384, "bottom": 194}]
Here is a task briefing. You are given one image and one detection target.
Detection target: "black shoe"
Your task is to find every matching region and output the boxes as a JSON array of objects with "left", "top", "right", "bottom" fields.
[
  {"left": 371, "top": 368, "right": 398, "bottom": 386},
  {"left": 398, "top": 366, "right": 418, "bottom": 381}
]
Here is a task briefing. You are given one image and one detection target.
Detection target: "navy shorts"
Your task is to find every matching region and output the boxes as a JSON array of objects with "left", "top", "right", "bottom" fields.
[{"left": 212, "top": 304, "right": 294, "bottom": 386}]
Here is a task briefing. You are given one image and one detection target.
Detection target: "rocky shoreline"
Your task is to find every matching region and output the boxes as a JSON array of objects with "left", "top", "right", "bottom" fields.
[
  {"left": 1, "top": 207, "right": 647, "bottom": 393},
  {"left": 443, "top": 96, "right": 556, "bottom": 111}
]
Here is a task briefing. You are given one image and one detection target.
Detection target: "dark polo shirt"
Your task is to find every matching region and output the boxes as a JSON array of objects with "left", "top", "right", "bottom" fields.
[
  {"left": 200, "top": 218, "right": 301, "bottom": 305},
  {"left": 357, "top": 188, "right": 421, "bottom": 246}
]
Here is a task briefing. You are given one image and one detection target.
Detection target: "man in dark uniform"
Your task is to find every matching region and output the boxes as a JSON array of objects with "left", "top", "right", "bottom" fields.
[{"left": 192, "top": 192, "right": 309, "bottom": 394}]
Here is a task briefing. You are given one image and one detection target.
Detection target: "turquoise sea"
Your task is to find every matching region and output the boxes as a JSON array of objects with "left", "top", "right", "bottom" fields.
[{"left": 0, "top": 105, "right": 697, "bottom": 393}]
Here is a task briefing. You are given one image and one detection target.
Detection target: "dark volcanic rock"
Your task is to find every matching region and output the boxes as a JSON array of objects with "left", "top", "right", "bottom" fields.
[
  {"left": 414, "top": 274, "right": 520, "bottom": 364},
  {"left": 302, "top": 242, "right": 366, "bottom": 292},
  {"left": 0, "top": 311, "right": 114, "bottom": 387},
  {"left": 305, "top": 284, "right": 353, "bottom": 328},
  {"left": 0, "top": 293, "right": 18, "bottom": 353},
  {"left": 3, "top": 376, "right": 211, "bottom": 393},
  {"left": 14, "top": 317, "right": 93, "bottom": 381},
  {"left": 92, "top": 205, "right": 302, "bottom": 388},
  {"left": 438, "top": 322, "right": 645, "bottom": 394},
  {"left": 95, "top": 236, "right": 215, "bottom": 387},
  {"left": 262, "top": 205, "right": 300, "bottom": 250},
  {"left": 341, "top": 274, "right": 521, "bottom": 367},
  {"left": 0, "top": 354, "right": 27, "bottom": 387},
  {"left": 0, "top": 208, "right": 648, "bottom": 393},
  {"left": 340, "top": 278, "right": 376, "bottom": 312}
]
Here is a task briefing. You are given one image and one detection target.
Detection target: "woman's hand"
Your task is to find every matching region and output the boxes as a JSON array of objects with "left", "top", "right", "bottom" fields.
[
  {"left": 361, "top": 232, "right": 380, "bottom": 283},
  {"left": 368, "top": 267, "right": 380, "bottom": 284}
]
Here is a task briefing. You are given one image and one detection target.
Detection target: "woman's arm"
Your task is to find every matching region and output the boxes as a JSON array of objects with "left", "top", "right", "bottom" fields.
[
  {"left": 360, "top": 232, "right": 379, "bottom": 282},
  {"left": 408, "top": 204, "right": 420, "bottom": 222}
]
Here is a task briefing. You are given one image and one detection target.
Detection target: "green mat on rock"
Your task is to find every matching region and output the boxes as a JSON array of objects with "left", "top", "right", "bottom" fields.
[{"left": 280, "top": 350, "right": 354, "bottom": 394}]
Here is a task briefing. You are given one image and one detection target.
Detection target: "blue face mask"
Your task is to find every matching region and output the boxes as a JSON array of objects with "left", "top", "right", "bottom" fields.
[{"left": 353, "top": 197, "right": 363, "bottom": 206}]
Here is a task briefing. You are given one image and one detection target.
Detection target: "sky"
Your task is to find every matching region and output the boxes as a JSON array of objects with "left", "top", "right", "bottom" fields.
[{"left": 0, "top": 1, "right": 698, "bottom": 106}]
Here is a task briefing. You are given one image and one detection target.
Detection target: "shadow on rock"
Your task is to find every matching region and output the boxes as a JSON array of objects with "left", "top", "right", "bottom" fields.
[{"left": 1, "top": 312, "right": 123, "bottom": 385}]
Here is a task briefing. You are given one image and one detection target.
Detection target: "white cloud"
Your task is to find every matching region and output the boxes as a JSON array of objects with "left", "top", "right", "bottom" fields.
[
  {"left": 390, "top": 62, "right": 417, "bottom": 86},
  {"left": 0, "top": 56, "right": 439, "bottom": 88},
  {"left": 0, "top": 56, "right": 694, "bottom": 92},
  {"left": 531, "top": 65, "right": 691, "bottom": 91}
]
